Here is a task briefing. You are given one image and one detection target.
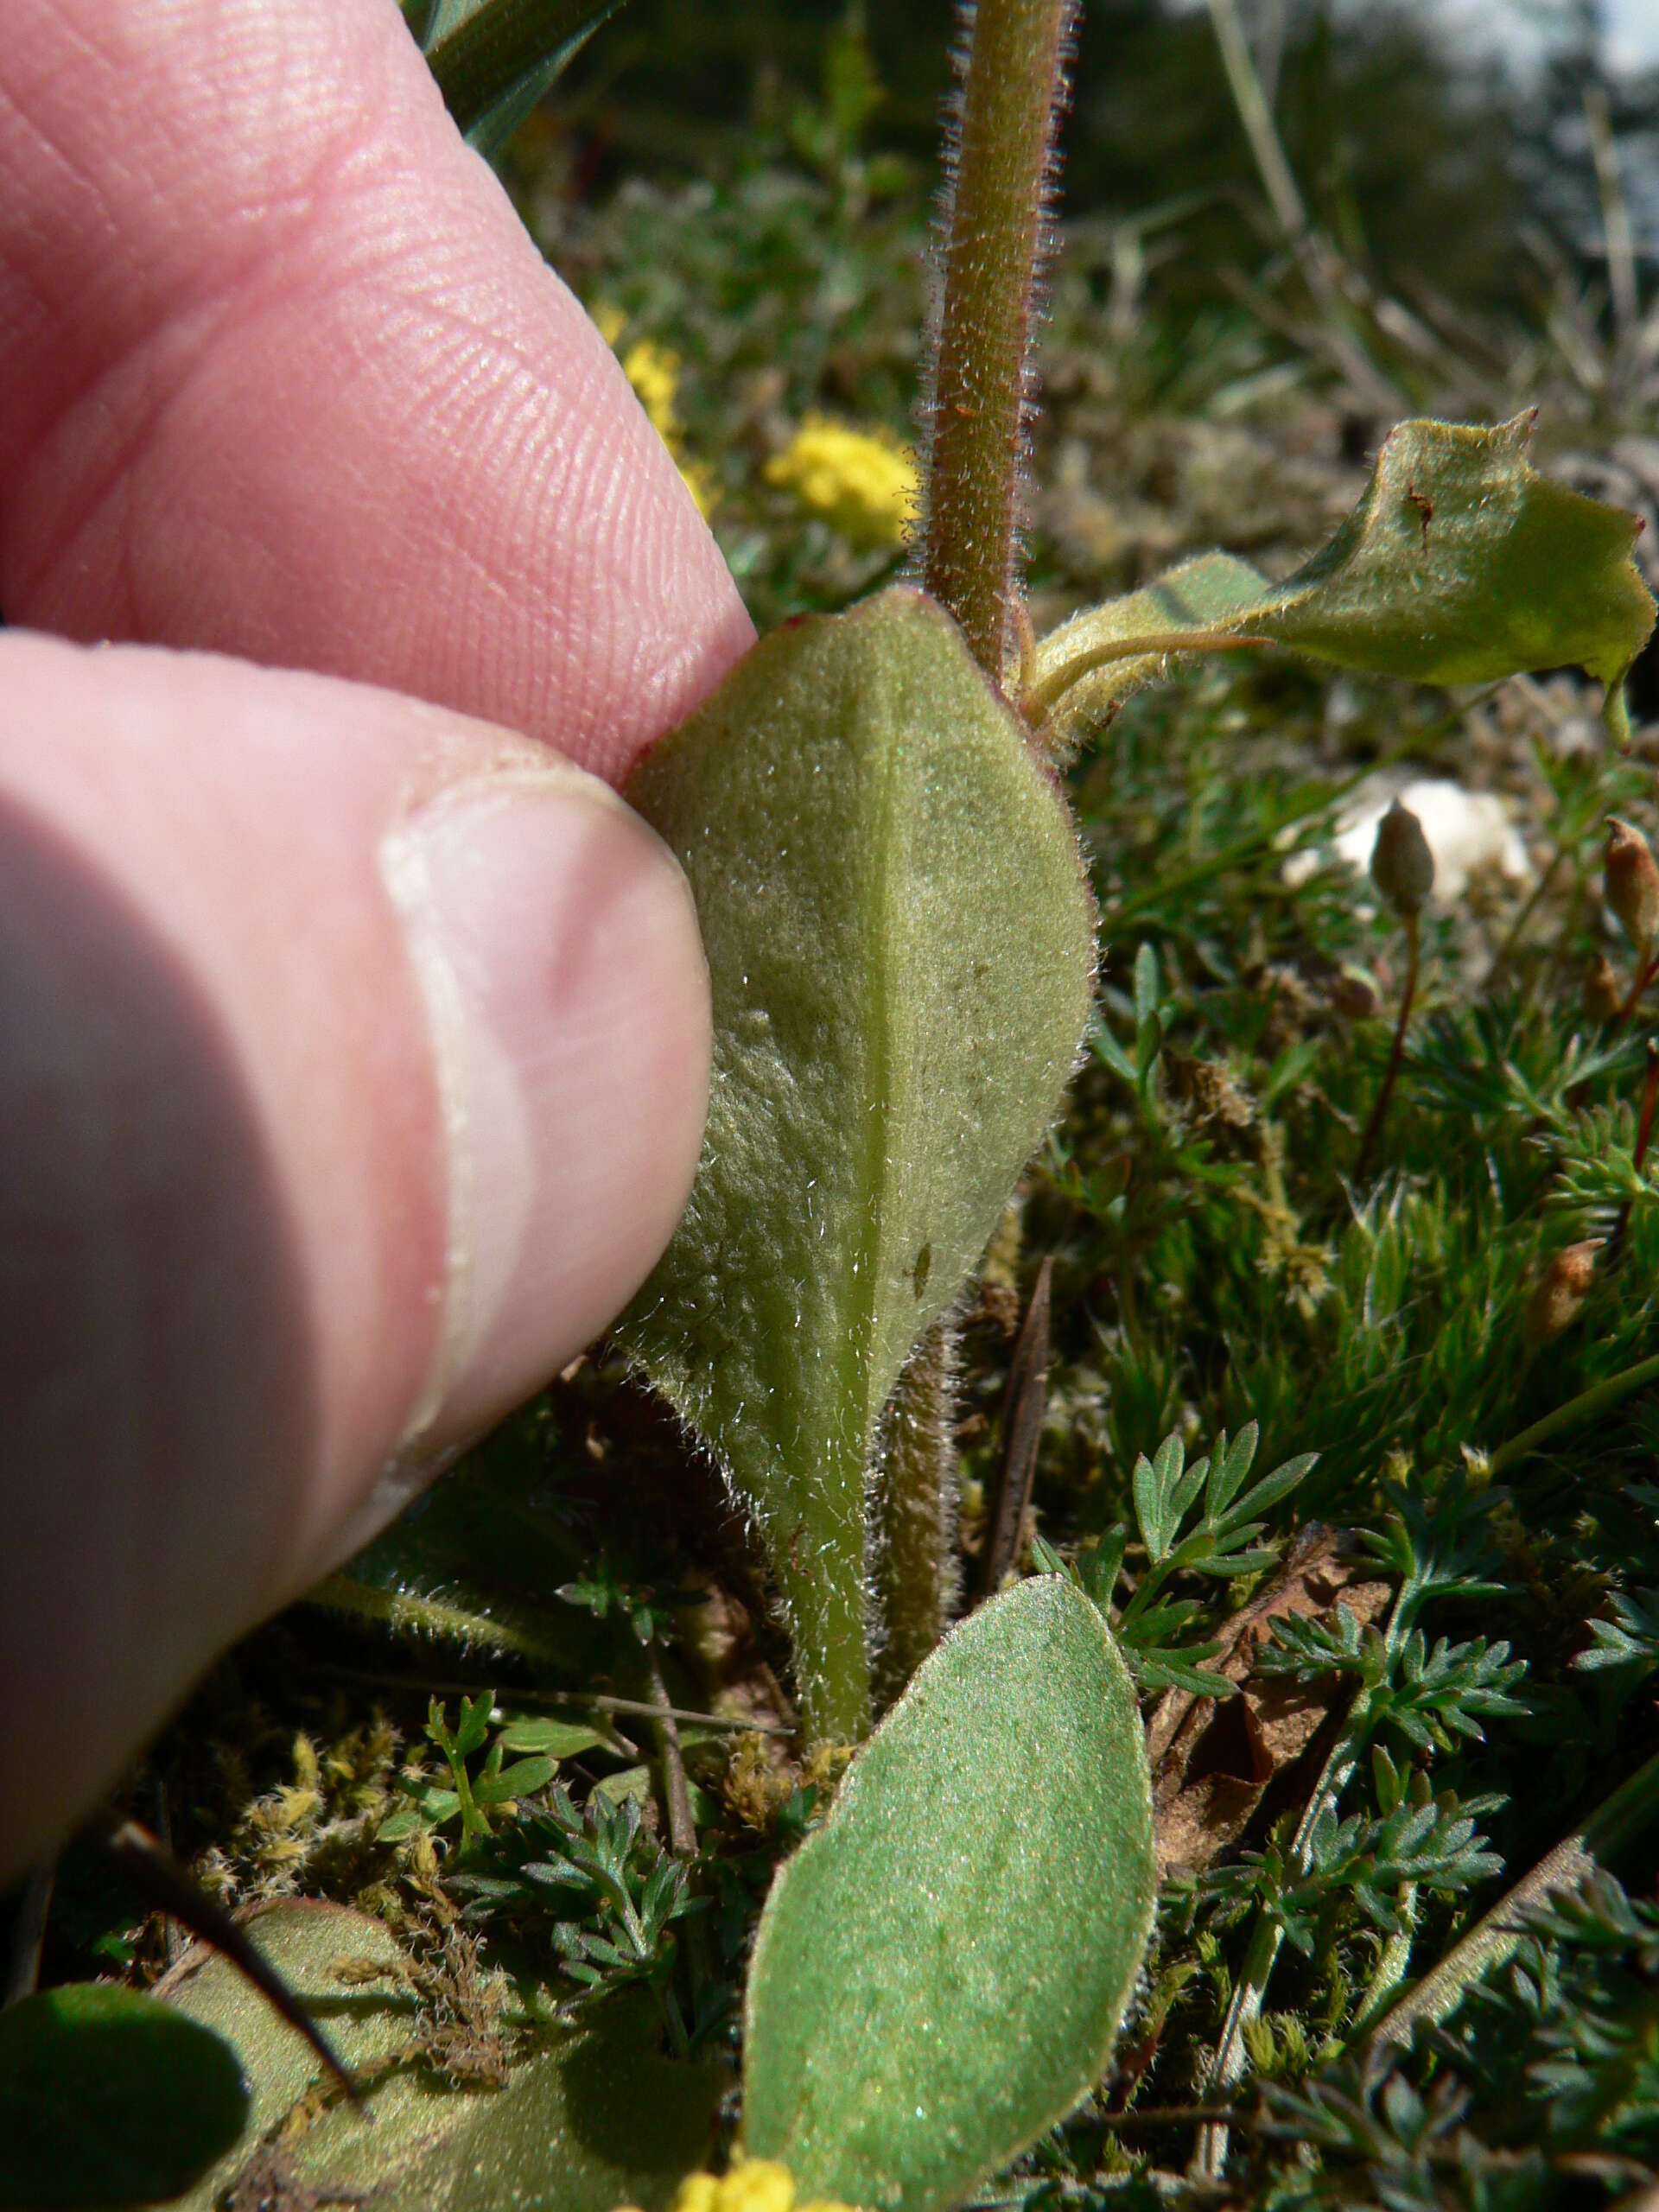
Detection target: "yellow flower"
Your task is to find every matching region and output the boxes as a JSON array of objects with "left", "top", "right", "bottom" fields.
[
  {"left": 764, "top": 414, "right": 918, "bottom": 551},
  {"left": 677, "top": 458, "right": 718, "bottom": 520},
  {"left": 646, "top": 2158, "right": 856, "bottom": 2212},
  {"left": 605, "top": 335, "right": 718, "bottom": 519},
  {"left": 622, "top": 339, "right": 685, "bottom": 446},
  {"left": 667, "top": 2178, "right": 720, "bottom": 2212},
  {"left": 715, "top": 2161, "right": 798, "bottom": 2212},
  {"left": 591, "top": 298, "right": 627, "bottom": 347}
]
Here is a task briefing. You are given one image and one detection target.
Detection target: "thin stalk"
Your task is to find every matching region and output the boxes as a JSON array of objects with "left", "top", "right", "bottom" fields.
[
  {"left": 1487, "top": 1347, "right": 1659, "bottom": 1478},
  {"left": 1615, "top": 946, "right": 1659, "bottom": 1023},
  {"left": 1355, "top": 912, "right": 1420, "bottom": 1182},
  {"left": 646, "top": 1635, "right": 696, "bottom": 1857},
  {"left": 1195, "top": 1572, "right": 1424, "bottom": 2177},
  {"left": 1607, "top": 1036, "right": 1659, "bottom": 1262},
  {"left": 1194, "top": 1702, "right": 1372, "bottom": 2176},
  {"left": 1363, "top": 1744, "right": 1659, "bottom": 2063},
  {"left": 924, "top": 0, "right": 1074, "bottom": 681},
  {"left": 315, "top": 1662, "right": 786, "bottom": 1737}
]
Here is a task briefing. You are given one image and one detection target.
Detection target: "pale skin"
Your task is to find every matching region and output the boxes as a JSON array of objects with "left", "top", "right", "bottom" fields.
[{"left": 0, "top": 0, "right": 755, "bottom": 1881}]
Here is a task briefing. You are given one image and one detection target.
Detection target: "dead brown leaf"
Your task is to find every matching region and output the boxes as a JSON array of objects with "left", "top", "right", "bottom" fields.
[{"left": 1149, "top": 1524, "right": 1392, "bottom": 1877}]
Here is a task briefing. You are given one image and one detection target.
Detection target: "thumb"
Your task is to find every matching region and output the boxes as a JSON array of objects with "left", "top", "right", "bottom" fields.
[{"left": 0, "top": 632, "right": 709, "bottom": 1878}]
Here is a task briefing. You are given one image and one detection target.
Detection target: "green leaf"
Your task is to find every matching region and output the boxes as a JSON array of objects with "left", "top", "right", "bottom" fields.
[
  {"left": 158, "top": 1903, "right": 721, "bottom": 2212},
  {"left": 416, "top": 0, "right": 628, "bottom": 156},
  {"left": 497, "top": 1716, "right": 606, "bottom": 1759},
  {"left": 742, "top": 1575, "right": 1157, "bottom": 2212},
  {"left": 622, "top": 589, "right": 1095, "bottom": 1739},
  {"left": 1032, "top": 415, "right": 1657, "bottom": 746},
  {"left": 0, "top": 1983, "right": 246, "bottom": 2207},
  {"left": 474, "top": 1753, "right": 559, "bottom": 1804}
]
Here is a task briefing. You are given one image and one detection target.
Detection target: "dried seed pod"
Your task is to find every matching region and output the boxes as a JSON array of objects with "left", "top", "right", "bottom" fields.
[
  {"left": 1604, "top": 817, "right": 1659, "bottom": 957},
  {"left": 1522, "top": 1238, "right": 1605, "bottom": 1348},
  {"left": 1370, "top": 798, "right": 1435, "bottom": 918},
  {"left": 1585, "top": 951, "right": 1624, "bottom": 1024}
]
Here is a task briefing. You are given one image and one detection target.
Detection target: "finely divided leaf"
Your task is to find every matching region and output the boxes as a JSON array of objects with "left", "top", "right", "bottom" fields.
[
  {"left": 1033, "top": 415, "right": 1656, "bottom": 746},
  {"left": 742, "top": 1575, "right": 1157, "bottom": 2212},
  {"left": 622, "top": 588, "right": 1094, "bottom": 1739}
]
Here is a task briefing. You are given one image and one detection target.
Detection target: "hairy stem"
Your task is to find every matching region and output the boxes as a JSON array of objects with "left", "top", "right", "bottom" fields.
[
  {"left": 870, "top": 1319, "right": 963, "bottom": 1709},
  {"left": 924, "top": 0, "right": 1074, "bottom": 681},
  {"left": 869, "top": 0, "right": 1072, "bottom": 1703}
]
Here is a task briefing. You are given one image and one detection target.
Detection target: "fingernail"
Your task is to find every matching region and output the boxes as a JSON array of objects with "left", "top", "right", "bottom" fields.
[{"left": 380, "top": 766, "right": 709, "bottom": 1450}]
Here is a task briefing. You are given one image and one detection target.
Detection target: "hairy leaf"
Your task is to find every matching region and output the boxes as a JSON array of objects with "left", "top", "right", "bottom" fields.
[
  {"left": 622, "top": 589, "right": 1094, "bottom": 1738},
  {"left": 742, "top": 1576, "right": 1156, "bottom": 2212},
  {"left": 0, "top": 1984, "right": 246, "bottom": 2207},
  {"left": 160, "top": 1903, "right": 721, "bottom": 2212},
  {"left": 1032, "top": 415, "right": 1656, "bottom": 746}
]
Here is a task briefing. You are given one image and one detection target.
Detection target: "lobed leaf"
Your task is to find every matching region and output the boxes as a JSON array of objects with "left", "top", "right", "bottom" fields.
[
  {"left": 741, "top": 1575, "right": 1156, "bottom": 2212},
  {"left": 1032, "top": 416, "right": 1656, "bottom": 747},
  {"left": 622, "top": 589, "right": 1094, "bottom": 1738}
]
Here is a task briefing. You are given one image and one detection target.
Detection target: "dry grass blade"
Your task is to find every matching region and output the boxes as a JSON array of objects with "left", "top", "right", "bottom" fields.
[{"left": 978, "top": 1256, "right": 1054, "bottom": 1599}]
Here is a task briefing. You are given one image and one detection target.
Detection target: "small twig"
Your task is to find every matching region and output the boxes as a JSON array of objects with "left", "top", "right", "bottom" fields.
[
  {"left": 646, "top": 1636, "right": 697, "bottom": 1858},
  {"left": 3, "top": 1859, "right": 54, "bottom": 2008},
  {"left": 1355, "top": 911, "right": 1420, "bottom": 1182},
  {"left": 1363, "top": 1743, "right": 1659, "bottom": 2064},
  {"left": 977, "top": 1257, "right": 1054, "bottom": 1599},
  {"left": 315, "top": 1662, "right": 789, "bottom": 1738},
  {"left": 103, "top": 1821, "right": 365, "bottom": 2110}
]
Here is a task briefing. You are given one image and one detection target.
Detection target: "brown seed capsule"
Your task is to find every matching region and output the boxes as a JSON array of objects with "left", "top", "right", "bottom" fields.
[
  {"left": 1370, "top": 798, "right": 1435, "bottom": 918},
  {"left": 1522, "top": 1238, "right": 1605, "bottom": 1348},
  {"left": 1585, "top": 952, "right": 1624, "bottom": 1024},
  {"left": 1604, "top": 817, "right": 1659, "bottom": 958}
]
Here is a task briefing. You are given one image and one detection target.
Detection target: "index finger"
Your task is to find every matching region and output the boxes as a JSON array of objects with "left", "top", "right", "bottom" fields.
[{"left": 0, "top": 0, "right": 753, "bottom": 782}]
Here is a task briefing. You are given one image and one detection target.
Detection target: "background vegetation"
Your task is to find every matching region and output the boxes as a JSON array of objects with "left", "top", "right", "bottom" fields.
[{"left": 12, "top": 3, "right": 1659, "bottom": 2205}]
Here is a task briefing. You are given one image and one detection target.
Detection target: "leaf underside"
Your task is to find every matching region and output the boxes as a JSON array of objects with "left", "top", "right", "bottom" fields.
[
  {"left": 742, "top": 1575, "right": 1157, "bottom": 2212},
  {"left": 158, "top": 1901, "right": 721, "bottom": 2212},
  {"left": 0, "top": 1984, "right": 246, "bottom": 2208},
  {"left": 1033, "top": 415, "right": 1657, "bottom": 747},
  {"left": 621, "top": 588, "right": 1094, "bottom": 1739}
]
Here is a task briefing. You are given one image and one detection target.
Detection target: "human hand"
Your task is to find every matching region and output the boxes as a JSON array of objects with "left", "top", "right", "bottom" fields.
[{"left": 0, "top": 0, "right": 753, "bottom": 1880}]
